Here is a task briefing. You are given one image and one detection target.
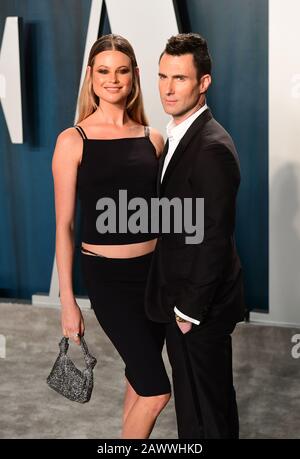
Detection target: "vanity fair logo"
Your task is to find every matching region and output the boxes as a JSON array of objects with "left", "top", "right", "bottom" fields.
[
  {"left": 291, "top": 74, "right": 300, "bottom": 99},
  {"left": 95, "top": 190, "right": 205, "bottom": 244},
  {"left": 0, "top": 16, "right": 23, "bottom": 143}
]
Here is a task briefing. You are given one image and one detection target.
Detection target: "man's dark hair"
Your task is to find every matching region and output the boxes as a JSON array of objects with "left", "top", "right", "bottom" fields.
[{"left": 160, "top": 33, "right": 212, "bottom": 81}]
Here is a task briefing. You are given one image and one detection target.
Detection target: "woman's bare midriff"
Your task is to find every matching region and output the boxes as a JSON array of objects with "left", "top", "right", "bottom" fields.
[{"left": 81, "top": 238, "right": 157, "bottom": 258}]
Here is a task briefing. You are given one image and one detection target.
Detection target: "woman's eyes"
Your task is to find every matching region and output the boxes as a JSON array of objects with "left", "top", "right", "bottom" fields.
[{"left": 98, "top": 68, "right": 130, "bottom": 74}]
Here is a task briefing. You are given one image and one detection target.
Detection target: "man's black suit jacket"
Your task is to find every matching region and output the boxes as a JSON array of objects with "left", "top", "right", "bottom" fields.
[{"left": 145, "top": 108, "right": 245, "bottom": 325}]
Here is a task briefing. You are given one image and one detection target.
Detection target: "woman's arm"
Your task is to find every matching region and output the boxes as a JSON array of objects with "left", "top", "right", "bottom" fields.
[{"left": 52, "top": 128, "right": 84, "bottom": 344}]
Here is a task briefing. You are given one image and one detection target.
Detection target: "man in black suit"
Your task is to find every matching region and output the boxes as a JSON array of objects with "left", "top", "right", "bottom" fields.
[{"left": 145, "top": 33, "right": 245, "bottom": 438}]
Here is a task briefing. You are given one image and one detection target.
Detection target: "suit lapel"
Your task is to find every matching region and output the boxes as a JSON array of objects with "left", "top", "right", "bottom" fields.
[{"left": 159, "top": 109, "right": 213, "bottom": 196}]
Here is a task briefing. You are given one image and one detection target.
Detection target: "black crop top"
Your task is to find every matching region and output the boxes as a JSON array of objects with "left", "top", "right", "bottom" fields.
[{"left": 75, "top": 125, "right": 159, "bottom": 245}]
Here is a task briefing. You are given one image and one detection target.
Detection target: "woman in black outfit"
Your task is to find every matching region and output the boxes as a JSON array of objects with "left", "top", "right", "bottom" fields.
[{"left": 52, "top": 35, "right": 171, "bottom": 438}]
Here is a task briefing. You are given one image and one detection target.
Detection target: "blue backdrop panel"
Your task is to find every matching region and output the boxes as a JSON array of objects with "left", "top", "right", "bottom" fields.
[
  {"left": 0, "top": 0, "right": 92, "bottom": 298},
  {"left": 0, "top": 1, "right": 268, "bottom": 313},
  {"left": 176, "top": 0, "right": 269, "bottom": 312}
]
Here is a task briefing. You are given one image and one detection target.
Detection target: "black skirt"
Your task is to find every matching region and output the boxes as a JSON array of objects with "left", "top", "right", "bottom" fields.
[{"left": 80, "top": 251, "right": 171, "bottom": 397}]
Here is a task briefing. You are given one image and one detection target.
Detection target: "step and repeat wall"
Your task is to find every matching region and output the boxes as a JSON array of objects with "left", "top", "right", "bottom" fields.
[{"left": 1, "top": 1, "right": 299, "bottom": 326}]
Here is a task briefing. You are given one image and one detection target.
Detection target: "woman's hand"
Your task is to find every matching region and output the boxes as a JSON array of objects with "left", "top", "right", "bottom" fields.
[{"left": 61, "top": 300, "right": 85, "bottom": 345}]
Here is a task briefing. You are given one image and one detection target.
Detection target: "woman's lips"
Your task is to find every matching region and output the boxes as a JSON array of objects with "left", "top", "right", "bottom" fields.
[{"left": 105, "top": 87, "right": 121, "bottom": 92}]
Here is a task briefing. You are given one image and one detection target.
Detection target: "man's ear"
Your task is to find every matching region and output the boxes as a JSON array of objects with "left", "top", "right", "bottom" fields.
[{"left": 199, "top": 74, "right": 212, "bottom": 94}]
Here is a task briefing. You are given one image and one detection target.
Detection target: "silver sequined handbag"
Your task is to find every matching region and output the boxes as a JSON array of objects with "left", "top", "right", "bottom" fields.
[{"left": 47, "top": 336, "right": 97, "bottom": 403}]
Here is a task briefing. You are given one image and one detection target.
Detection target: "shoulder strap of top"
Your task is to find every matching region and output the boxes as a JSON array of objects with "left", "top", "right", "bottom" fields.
[
  {"left": 144, "top": 126, "right": 150, "bottom": 137},
  {"left": 74, "top": 125, "right": 88, "bottom": 139}
]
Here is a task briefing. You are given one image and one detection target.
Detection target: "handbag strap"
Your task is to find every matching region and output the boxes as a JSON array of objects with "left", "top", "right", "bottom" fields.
[
  {"left": 80, "top": 336, "right": 97, "bottom": 369},
  {"left": 59, "top": 336, "right": 69, "bottom": 354},
  {"left": 59, "top": 337, "right": 97, "bottom": 369}
]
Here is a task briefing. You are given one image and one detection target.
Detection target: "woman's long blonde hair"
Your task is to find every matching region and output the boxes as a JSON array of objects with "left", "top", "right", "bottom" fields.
[{"left": 76, "top": 34, "right": 148, "bottom": 125}]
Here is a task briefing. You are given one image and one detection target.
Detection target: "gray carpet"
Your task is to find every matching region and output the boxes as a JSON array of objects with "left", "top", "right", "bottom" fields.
[{"left": 0, "top": 302, "right": 299, "bottom": 439}]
